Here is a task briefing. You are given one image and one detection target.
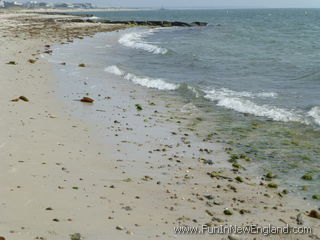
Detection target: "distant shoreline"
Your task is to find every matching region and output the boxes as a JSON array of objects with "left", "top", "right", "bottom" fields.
[{"left": 21, "top": 7, "right": 157, "bottom": 13}]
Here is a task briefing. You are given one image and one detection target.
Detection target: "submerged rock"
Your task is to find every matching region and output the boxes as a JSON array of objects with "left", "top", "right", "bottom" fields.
[
  {"left": 70, "top": 233, "right": 81, "bottom": 240},
  {"left": 302, "top": 173, "right": 313, "bottom": 180}
]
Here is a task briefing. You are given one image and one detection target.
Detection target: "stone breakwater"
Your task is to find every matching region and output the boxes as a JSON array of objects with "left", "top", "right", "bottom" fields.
[
  {"left": 35, "top": 12, "right": 208, "bottom": 27},
  {"left": 69, "top": 18, "right": 208, "bottom": 27}
]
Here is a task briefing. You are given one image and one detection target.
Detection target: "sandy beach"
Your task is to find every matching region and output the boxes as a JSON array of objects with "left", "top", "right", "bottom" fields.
[{"left": 0, "top": 11, "right": 319, "bottom": 240}]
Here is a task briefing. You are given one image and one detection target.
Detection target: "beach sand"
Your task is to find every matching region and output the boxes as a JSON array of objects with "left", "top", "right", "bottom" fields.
[{"left": 0, "top": 11, "right": 319, "bottom": 240}]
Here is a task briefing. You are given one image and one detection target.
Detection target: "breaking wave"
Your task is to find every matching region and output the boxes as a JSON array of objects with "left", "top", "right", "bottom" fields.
[
  {"left": 308, "top": 106, "right": 320, "bottom": 126},
  {"left": 204, "top": 88, "right": 308, "bottom": 124},
  {"left": 119, "top": 29, "right": 168, "bottom": 55},
  {"left": 104, "top": 65, "right": 178, "bottom": 90}
]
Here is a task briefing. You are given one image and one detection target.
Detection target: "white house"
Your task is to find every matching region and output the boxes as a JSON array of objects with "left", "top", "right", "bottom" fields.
[{"left": 0, "top": 0, "right": 5, "bottom": 8}]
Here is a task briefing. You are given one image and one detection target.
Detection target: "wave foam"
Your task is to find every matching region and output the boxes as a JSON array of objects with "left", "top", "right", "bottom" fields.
[
  {"left": 308, "top": 106, "right": 320, "bottom": 125},
  {"left": 105, "top": 65, "right": 178, "bottom": 90},
  {"left": 204, "top": 88, "right": 306, "bottom": 123},
  {"left": 119, "top": 29, "right": 168, "bottom": 55},
  {"left": 212, "top": 88, "right": 277, "bottom": 98}
]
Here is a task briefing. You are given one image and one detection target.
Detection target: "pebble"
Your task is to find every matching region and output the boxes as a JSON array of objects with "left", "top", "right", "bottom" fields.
[{"left": 116, "top": 225, "right": 124, "bottom": 230}]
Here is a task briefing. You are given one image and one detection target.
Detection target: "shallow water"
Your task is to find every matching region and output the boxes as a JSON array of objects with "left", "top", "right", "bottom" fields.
[{"left": 56, "top": 9, "right": 319, "bottom": 199}]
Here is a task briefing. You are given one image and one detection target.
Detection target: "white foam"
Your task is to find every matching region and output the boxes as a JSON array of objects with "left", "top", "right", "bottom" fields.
[
  {"left": 105, "top": 65, "right": 178, "bottom": 90},
  {"left": 204, "top": 88, "right": 307, "bottom": 123},
  {"left": 104, "top": 65, "right": 123, "bottom": 76},
  {"left": 213, "top": 88, "right": 277, "bottom": 98},
  {"left": 187, "top": 85, "right": 201, "bottom": 98},
  {"left": 119, "top": 29, "right": 168, "bottom": 55},
  {"left": 308, "top": 106, "right": 320, "bottom": 126}
]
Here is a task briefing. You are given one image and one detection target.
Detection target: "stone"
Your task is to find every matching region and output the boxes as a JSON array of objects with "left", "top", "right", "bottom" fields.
[
  {"left": 28, "top": 59, "right": 36, "bottom": 64},
  {"left": 78, "top": 63, "right": 86, "bottom": 67},
  {"left": 308, "top": 210, "right": 320, "bottom": 219},
  {"left": 19, "top": 96, "right": 29, "bottom": 102},
  {"left": 80, "top": 97, "right": 94, "bottom": 103},
  {"left": 116, "top": 225, "right": 124, "bottom": 230}
]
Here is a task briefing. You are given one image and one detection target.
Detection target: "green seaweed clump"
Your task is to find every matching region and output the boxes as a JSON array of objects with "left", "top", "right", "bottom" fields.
[
  {"left": 135, "top": 104, "right": 143, "bottom": 111},
  {"left": 224, "top": 209, "right": 233, "bottom": 215},
  {"left": 301, "top": 173, "right": 313, "bottom": 181},
  {"left": 267, "top": 183, "right": 278, "bottom": 188},
  {"left": 312, "top": 195, "right": 320, "bottom": 200}
]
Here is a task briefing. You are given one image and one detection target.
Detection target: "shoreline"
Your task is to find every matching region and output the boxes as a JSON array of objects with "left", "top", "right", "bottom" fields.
[{"left": 0, "top": 11, "right": 319, "bottom": 240}]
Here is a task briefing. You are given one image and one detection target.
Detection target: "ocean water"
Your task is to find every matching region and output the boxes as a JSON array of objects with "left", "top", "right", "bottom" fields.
[{"left": 62, "top": 9, "right": 320, "bottom": 198}]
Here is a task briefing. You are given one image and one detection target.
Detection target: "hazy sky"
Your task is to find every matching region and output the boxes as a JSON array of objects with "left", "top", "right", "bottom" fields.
[{"left": 46, "top": 0, "right": 320, "bottom": 8}]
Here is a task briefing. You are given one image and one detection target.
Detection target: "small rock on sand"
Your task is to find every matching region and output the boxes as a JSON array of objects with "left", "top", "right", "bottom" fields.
[
  {"left": 28, "top": 59, "right": 36, "bottom": 64},
  {"left": 309, "top": 210, "right": 320, "bottom": 219},
  {"left": 80, "top": 97, "right": 94, "bottom": 103},
  {"left": 19, "top": 96, "right": 29, "bottom": 102},
  {"left": 116, "top": 225, "right": 124, "bottom": 230}
]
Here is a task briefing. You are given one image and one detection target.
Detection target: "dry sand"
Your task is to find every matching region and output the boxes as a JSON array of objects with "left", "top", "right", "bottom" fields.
[{"left": 0, "top": 11, "right": 319, "bottom": 240}]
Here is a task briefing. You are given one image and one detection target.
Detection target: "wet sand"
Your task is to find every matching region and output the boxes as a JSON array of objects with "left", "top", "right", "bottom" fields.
[{"left": 0, "top": 11, "right": 319, "bottom": 240}]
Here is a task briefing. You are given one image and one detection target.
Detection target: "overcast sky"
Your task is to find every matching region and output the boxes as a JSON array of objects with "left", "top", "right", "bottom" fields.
[{"left": 40, "top": 0, "right": 320, "bottom": 8}]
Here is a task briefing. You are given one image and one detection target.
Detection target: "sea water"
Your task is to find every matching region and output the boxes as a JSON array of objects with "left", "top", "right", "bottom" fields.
[{"left": 56, "top": 9, "right": 320, "bottom": 198}]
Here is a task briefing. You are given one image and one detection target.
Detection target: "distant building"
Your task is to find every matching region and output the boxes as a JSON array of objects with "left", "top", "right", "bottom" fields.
[
  {"left": 23, "top": 1, "right": 50, "bottom": 8},
  {"left": 72, "top": 2, "right": 93, "bottom": 9},
  {"left": 0, "top": 0, "right": 5, "bottom": 7},
  {"left": 53, "top": 3, "right": 68, "bottom": 8}
]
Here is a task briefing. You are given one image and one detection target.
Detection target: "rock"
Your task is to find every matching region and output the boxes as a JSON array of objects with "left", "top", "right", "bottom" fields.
[
  {"left": 308, "top": 210, "right": 320, "bottom": 219},
  {"left": 6, "top": 61, "right": 16, "bottom": 65},
  {"left": 228, "top": 234, "right": 241, "bottom": 240},
  {"left": 116, "top": 225, "right": 124, "bottom": 230},
  {"left": 28, "top": 59, "right": 36, "bottom": 64},
  {"left": 0, "top": 237, "right": 6, "bottom": 240},
  {"left": 11, "top": 98, "right": 19, "bottom": 102},
  {"left": 204, "top": 195, "right": 214, "bottom": 200},
  {"left": 70, "top": 233, "right": 81, "bottom": 240},
  {"left": 19, "top": 96, "right": 29, "bottom": 102},
  {"left": 80, "top": 97, "right": 94, "bottom": 103},
  {"left": 78, "top": 63, "right": 86, "bottom": 67},
  {"left": 203, "top": 159, "right": 213, "bottom": 165},
  {"left": 171, "top": 21, "right": 191, "bottom": 27}
]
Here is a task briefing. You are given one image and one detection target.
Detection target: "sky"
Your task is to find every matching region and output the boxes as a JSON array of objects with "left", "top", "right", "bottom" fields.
[{"left": 35, "top": 0, "right": 320, "bottom": 9}]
